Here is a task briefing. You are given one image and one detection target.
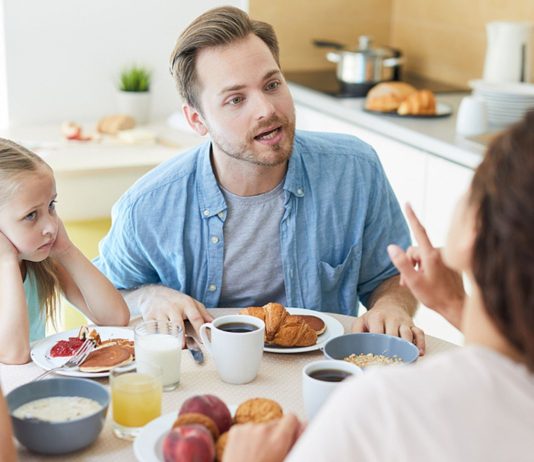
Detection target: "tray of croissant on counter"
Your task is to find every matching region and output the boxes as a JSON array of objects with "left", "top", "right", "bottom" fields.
[
  {"left": 239, "top": 302, "right": 344, "bottom": 353},
  {"left": 364, "top": 81, "right": 453, "bottom": 118}
]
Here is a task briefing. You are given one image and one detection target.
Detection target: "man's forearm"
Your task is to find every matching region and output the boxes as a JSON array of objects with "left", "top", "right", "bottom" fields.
[{"left": 367, "top": 275, "right": 418, "bottom": 316}]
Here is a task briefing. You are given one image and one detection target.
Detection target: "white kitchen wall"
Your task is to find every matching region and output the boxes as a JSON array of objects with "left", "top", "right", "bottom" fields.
[
  {"left": 1, "top": 0, "right": 246, "bottom": 126},
  {"left": 0, "top": 0, "right": 7, "bottom": 128}
]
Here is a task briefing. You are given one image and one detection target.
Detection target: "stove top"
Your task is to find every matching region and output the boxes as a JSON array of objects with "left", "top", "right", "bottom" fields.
[{"left": 285, "top": 69, "right": 468, "bottom": 97}]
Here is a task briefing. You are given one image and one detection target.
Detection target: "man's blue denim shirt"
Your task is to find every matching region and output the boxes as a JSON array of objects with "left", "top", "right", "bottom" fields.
[{"left": 94, "top": 130, "right": 410, "bottom": 316}]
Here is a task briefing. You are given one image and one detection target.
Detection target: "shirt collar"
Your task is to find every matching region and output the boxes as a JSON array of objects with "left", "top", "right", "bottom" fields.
[
  {"left": 196, "top": 133, "right": 307, "bottom": 219},
  {"left": 283, "top": 133, "right": 306, "bottom": 198},
  {"left": 196, "top": 141, "right": 227, "bottom": 219}
]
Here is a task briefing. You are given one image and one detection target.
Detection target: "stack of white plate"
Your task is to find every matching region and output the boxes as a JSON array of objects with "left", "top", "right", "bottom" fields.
[{"left": 469, "top": 80, "right": 534, "bottom": 127}]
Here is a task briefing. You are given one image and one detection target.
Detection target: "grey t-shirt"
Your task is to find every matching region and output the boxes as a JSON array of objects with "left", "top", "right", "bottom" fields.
[{"left": 218, "top": 181, "right": 287, "bottom": 308}]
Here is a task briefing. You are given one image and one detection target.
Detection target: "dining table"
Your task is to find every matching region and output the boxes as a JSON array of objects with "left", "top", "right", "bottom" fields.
[{"left": 0, "top": 308, "right": 458, "bottom": 461}]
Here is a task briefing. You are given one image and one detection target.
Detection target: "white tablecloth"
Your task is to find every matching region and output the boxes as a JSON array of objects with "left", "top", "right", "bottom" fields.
[{"left": 1, "top": 309, "right": 457, "bottom": 461}]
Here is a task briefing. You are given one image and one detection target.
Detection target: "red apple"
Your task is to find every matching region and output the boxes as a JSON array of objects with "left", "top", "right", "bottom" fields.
[
  {"left": 162, "top": 425, "right": 215, "bottom": 462},
  {"left": 179, "top": 395, "right": 232, "bottom": 434}
]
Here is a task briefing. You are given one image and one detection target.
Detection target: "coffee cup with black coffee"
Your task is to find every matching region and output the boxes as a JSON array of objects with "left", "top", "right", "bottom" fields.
[
  {"left": 199, "top": 315, "right": 265, "bottom": 384},
  {"left": 302, "top": 359, "right": 362, "bottom": 420}
]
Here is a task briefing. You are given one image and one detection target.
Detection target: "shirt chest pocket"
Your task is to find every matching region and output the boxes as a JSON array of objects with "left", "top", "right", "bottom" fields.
[{"left": 318, "top": 246, "right": 360, "bottom": 307}]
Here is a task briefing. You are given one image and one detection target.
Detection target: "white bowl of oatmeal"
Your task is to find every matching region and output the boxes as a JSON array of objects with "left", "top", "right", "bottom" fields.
[
  {"left": 323, "top": 333, "right": 419, "bottom": 369},
  {"left": 6, "top": 378, "right": 109, "bottom": 455}
]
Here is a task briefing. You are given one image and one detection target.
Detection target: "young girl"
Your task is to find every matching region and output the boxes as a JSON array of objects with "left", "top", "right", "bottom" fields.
[{"left": 0, "top": 138, "right": 130, "bottom": 364}]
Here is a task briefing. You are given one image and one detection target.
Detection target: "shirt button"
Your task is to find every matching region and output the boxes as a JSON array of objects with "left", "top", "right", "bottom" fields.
[
  {"left": 203, "top": 209, "right": 210, "bottom": 216},
  {"left": 208, "top": 284, "right": 217, "bottom": 292},
  {"left": 296, "top": 188, "right": 304, "bottom": 197},
  {"left": 211, "top": 236, "right": 219, "bottom": 244},
  {"left": 218, "top": 211, "right": 225, "bottom": 219}
]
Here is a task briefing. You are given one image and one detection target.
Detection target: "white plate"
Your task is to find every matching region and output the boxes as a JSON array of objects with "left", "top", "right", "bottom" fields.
[
  {"left": 30, "top": 326, "right": 134, "bottom": 378},
  {"left": 364, "top": 102, "right": 453, "bottom": 118},
  {"left": 134, "top": 405, "right": 237, "bottom": 462},
  {"left": 263, "top": 308, "right": 344, "bottom": 354}
]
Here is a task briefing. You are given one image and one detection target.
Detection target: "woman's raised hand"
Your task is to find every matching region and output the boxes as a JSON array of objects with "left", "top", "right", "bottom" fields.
[{"left": 387, "top": 204, "right": 465, "bottom": 330}]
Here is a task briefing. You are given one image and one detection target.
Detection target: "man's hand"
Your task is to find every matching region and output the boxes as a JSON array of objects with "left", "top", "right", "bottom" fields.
[
  {"left": 352, "top": 302, "right": 425, "bottom": 354},
  {"left": 223, "top": 414, "right": 303, "bottom": 462},
  {"left": 124, "top": 285, "right": 213, "bottom": 338},
  {"left": 387, "top": 204, "right": 465, "bottom": 330}
]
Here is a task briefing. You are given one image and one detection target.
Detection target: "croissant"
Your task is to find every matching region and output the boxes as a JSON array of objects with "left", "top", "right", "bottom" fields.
[
  {"left": 365, "top": 82, "right": 417, "bottom": 112},
  {"left": 240, "top": 303, "right": 317, "bottom": 347},
  {"left": 397, "top": 89, "right": 436, "bottom": 115}
]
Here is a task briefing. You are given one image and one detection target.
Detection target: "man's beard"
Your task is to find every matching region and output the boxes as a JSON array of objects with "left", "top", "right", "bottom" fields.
[{"left": 209, "top": 114, "right": 296, "bottom": 167}]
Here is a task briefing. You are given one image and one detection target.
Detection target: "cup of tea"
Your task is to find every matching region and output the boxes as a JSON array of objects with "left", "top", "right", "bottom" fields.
[
  {"left": 110, "top": 362, "right": 162, "bottom": 440},
  {"left": 199, "top": 314, "right": 265, "bottom": 384},
  {"left": 134, "top": 320, "right": 183, "bottom": 391},
  {"left": 302, "top": 359, "right": 362, "bottom": 420}
]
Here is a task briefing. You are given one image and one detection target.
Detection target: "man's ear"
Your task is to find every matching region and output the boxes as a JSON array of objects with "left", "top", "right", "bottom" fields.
[{"left": 182, "top": 104, "right": 208, "bottom": 136}]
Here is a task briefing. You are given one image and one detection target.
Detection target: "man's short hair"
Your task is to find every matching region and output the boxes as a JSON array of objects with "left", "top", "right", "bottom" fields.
[{"left": 169, "top": 6, "right": 279, "bottom": 111}]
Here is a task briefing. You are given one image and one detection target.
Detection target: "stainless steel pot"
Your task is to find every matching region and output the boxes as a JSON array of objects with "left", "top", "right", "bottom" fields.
[{"left": 314, "top": 36, "right": 403, "bottom": 93}]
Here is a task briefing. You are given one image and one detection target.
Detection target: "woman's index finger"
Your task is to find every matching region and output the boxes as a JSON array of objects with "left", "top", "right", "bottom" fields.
[{"left": 405, "top": 203, "right": 434, "bottom": 252}]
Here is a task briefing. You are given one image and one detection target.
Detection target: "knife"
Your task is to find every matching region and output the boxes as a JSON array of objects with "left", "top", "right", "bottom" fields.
[{"left": 185, "top": 335, "right": 204, "bottom": 364}]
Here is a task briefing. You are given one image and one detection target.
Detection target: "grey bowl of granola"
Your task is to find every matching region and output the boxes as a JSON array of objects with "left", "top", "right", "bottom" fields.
[{"left": 323, "top": 333, "right": 419, "bottom": 368}]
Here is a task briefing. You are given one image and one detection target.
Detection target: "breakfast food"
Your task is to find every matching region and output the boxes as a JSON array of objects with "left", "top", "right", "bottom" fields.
[
  {"left": 365, "top": 82, "right": 437, "bottom": 116},
  {"left": 215, "top": 432, "right": 228, "bottom": 462},
  {"left": 397, "top": 89, "right": 437, "bottom": 115},
  {"left": 49, "top": 326, "right": 101, "bottom": 357},
  {"left": 12, "top": 396, "right": 101, "bottom": 423},
  {"left": 234, "top": 398, "right": 284, "bottom": 424},
  {"left": 49, "top": 325, "right": 135, "bottom": 372},
  {"left": 240, "top": 303, "right": 317, "bottom": 347},
  {"left": 78, "top": 343, "right": 134, "bottom": 373},
  {"left": 49, "top": 337, "right": 85, "bottom": 357},
  {"left": 365, "top": 81, "right": 417, "bottom": 112},
  {"left": 173, "top": 413, "right": 220, "bottom": 441},
  {"left": 163, "top": 425, "right": 215, "bottom": 462},
  {"left": 96, "top": 114, "right": 136, "bottom": 135},
  {"left": 163, "top": 394, "right": 285, "bottom": 462},
  {"left": 179, "top": 395, "right": 233, "bottom": 435},
  {"left": 345, "top": 352, "right": 404, "bottom": 368},
  {"left": 294, "top": 314, "right": 326, "bottom": 335}
]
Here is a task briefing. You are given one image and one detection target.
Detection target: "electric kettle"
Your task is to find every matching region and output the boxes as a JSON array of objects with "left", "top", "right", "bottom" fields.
[{"left": 483, "top": 21, "right": 534, "bottom": 83}]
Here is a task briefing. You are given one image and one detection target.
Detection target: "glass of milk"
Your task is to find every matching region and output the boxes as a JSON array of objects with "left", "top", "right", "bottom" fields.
[{"left": 134, "top": 320, "right": 183, "bottom": 391}]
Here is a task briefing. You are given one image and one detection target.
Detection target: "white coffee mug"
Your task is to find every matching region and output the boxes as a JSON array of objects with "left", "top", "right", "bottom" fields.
[
  {"left": 456, "top": 96, "right": 488, "bottom": 136},
  {"left": 302, "top": 359, "right": 362, "bottom": 420},
  {"left": 199, "top": 315, "right": 265, "bottom": 384}
]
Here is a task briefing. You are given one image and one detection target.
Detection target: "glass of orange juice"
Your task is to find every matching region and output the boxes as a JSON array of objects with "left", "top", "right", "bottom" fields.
[{"left": 110, "top": 362, "right": 162, "bottom": 440}]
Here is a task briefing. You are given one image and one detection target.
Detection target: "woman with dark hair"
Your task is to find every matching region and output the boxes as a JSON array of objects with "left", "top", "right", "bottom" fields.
[{"left": 223, "top": 113, "right": 534, "bottom": 461}]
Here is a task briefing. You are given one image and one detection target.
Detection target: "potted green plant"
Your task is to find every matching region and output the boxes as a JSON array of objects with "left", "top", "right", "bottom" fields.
[{"left": 116, "top": 65, "right": 152, "bottom": 125}]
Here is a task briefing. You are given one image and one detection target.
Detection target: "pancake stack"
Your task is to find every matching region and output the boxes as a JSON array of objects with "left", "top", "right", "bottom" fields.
[{"left": 79, "top": 338, "right": 134, "bottom": 373}]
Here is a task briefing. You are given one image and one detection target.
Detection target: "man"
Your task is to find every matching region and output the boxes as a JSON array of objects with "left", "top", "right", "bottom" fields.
[{"left": 94, "top": 6, "right": 424, "bottom": 351}]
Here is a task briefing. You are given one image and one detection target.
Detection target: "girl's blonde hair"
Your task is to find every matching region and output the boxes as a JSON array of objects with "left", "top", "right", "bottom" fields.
[{"left": 0, "top": 138, "right": 59, "bottom": 325}]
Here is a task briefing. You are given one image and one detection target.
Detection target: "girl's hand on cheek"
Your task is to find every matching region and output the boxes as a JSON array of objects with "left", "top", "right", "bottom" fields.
[
  {"left": 0, "top": 232, "right": 18, "bottom": 261},
  {"left": 49, "top": 219, "right": 74, "bottom": 258}
]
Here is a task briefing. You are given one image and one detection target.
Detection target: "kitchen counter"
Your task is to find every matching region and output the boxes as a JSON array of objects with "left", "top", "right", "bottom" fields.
[
  {"left": 0, "top": 122, "right": 202, "bottom": 220},
  {"left": 289, "top": 83, "right": 487, "bottom": 170}
]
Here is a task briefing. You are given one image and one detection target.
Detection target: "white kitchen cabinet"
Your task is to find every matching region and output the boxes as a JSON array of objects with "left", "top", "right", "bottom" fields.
[
  {"left": 423, "top": 156, "right": 474, "bottom": 247},
  {"left": 296, "top": 105, "right": 427, "bottom": 219}
]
